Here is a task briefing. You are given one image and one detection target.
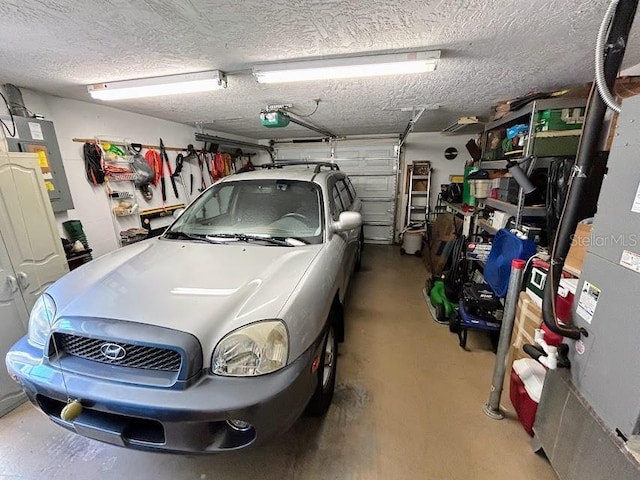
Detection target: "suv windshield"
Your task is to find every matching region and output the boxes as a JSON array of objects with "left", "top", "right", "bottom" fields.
[{"left": 165, "top": 179, "right": 324, "bottom": 244}]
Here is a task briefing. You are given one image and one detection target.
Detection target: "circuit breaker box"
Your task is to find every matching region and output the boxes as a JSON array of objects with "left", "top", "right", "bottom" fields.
[{"left": 5, "top": 117, "right": 73, "bottom": 213}]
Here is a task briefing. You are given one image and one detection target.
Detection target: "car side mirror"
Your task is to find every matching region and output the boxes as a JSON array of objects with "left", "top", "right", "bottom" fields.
[
  {"left": 173, "top": 208, "right": 185, "bottom": 219},
  {"left": 333, "top": 211, "right": 362, "bottom": 233}
]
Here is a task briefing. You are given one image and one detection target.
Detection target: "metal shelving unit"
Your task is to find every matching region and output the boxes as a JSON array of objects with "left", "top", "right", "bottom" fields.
[
  {"left": 478, "top": 96, "right": 587, "bottom": 231},
  {"left": 477, "top": 218, "right": 499, "bottom": 235},
  {"left": 484, "top": 198, "right": 546, "bottom": 217},
  {"left": 443, "top": 201, "right": 474, "bottom": 236}
]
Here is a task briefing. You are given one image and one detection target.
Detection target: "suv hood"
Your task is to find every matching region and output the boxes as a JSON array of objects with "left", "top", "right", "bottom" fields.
[{"left": 48, "top": 238, "right": 322, "bottom": 351}]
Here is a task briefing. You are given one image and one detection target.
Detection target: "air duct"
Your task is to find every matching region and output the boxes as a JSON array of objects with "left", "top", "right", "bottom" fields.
[{"left": 1, "top": 84, "right": 29, "bottom": 117}]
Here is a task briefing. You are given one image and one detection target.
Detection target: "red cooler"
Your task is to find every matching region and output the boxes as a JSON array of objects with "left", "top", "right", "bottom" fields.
[{"left": 510, "top": 358, "right": 547, "bottom": 436}]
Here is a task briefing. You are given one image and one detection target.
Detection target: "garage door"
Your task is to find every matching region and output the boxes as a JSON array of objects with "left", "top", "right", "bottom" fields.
[{"left": 274, "top": 140, "right": 400, "bottom": 244}]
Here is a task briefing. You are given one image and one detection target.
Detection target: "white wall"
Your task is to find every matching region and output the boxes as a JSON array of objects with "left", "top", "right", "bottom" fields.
[
  {"left": 20, "top": 90, "right": 264, "bottom": 257},
  {"left": 398, "top": 132, "right": 475, "bottom": 235}
]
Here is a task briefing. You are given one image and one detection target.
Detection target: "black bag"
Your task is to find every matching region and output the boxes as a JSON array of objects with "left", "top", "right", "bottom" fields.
[
  {"left": 83, "top": 143, "right": 105, "bottom": 185},
  {"left": 443, "top": 183, "right": 463, "bottom": 203}
]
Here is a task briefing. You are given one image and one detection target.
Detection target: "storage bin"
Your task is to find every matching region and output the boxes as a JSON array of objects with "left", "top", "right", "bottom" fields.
[
  {"left": 469, "top": 179, "right": 493, "bottom": 199},
  {"left": 537, "top": 108, "right": 584, "bottom": 131},
  {"left": 401, "top": 228, "right": 424, "bottom": 255}
]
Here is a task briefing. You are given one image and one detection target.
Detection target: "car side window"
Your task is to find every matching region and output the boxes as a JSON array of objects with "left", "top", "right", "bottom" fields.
[
  {"left": 337, "top": 180, "right": 352, "bottom": 211},
  {"left": 346, "top": 177, "right": 357, "bottom": 201},
  {"left": 332, "top": 184, "right": 344, "bottom": 220}
]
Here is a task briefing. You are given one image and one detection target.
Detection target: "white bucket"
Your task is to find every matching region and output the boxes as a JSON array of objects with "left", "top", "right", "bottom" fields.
[
  {"left": 470, "top": 179, "right": 493, "bottom": 199},
  {"left": 402, "top": 229, "right": 424, "bottom": 255}
]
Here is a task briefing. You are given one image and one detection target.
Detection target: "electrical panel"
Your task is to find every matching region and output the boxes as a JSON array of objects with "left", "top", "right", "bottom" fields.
[{"left": 6, "top": 117, "right": 74, "bottom": 212}]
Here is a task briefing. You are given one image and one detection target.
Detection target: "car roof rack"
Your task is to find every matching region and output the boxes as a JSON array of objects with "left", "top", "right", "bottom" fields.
[{"left": 262, "top": 161, "right": 340, "bottom": 173}]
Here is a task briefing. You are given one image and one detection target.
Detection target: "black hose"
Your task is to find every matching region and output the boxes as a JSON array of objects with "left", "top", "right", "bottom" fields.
[{"left": 542, "top": 0, "right": 638, "bottom": 339}]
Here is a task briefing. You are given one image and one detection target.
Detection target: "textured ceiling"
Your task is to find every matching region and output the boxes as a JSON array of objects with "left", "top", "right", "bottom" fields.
[{"left": 1, "top": 0, "right": 639, "bottom": 139}]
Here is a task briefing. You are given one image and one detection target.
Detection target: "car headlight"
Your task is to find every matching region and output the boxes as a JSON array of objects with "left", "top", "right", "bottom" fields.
[
  {"left": 28, "top": 294, "right": 56, "bottom": 348},
  {"left": 212, "top": 320, "right": 288, "bottom": 376}
]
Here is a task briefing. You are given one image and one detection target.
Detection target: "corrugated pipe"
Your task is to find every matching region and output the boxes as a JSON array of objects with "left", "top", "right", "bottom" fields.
[
  {"left": 1, "top": 84, "right": 29, "bottom": 117},
  {"left": 595, "top": 0, "right": 622, "bottom": 113},
  {"left": 542, "top": 0, "right": 638, "bottom": 340}
]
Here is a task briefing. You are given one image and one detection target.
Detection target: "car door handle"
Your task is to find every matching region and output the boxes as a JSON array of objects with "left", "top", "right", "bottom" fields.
[
  {"left": 17, "top": 272, "right": 29, "bottom": 290},
  {"left": 6, "top": 275, "right": 19, "bottom": 294}
]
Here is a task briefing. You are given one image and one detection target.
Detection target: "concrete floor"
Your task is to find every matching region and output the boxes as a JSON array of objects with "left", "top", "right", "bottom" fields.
[{"left": 0, "top": 245, "right": 557, "bottom": 480}]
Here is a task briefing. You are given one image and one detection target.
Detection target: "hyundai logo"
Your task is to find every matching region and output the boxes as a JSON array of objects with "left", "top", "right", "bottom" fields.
[{"left": 100, "top": 343, "right": 127, "bottom": 361}]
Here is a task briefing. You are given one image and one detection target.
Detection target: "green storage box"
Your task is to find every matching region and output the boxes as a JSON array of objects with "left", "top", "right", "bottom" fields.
[
  {"left": 537, "top": 108, "right": 584, "bottom": 131},
  {"left": 532, "top": 134, "right": 581, "bottom": 157},
  {"left": 463, "top": 166, "right": 477, "bottom": 206}
]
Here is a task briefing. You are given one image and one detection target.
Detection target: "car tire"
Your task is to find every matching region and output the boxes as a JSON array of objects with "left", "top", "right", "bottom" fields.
[
  {"left": 355, "top": 227, "right": 364, "bottom": 272},
  {"left": 305, "top": 323, "right": 338, "bottom": 417}
]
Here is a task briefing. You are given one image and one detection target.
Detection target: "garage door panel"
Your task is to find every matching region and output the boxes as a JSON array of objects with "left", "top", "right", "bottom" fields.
[
  {"left": 361, "top": 199, "right": 394, "bottom": 224},
  {"left": 333, "top": 156, "right": 397, "bottom": 174},
  {"left": 349, "top": 175, "right": 396, "bottom": 199},
  {"left": 363, "top": 225, "right": 395, "bottom": 244},
  {"left": 274, "top": 147, "right": 330, "bottom": 161}
]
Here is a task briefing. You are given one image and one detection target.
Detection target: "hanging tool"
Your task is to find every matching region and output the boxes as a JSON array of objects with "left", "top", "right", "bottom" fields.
[
  {"left": 144, "top": 150, "right": 162, "bottom": 186},
  {"left": 130, "top": 143, "right": 154, "bottom": 201},
  {"left": 160, "top": 138, "right": 179, "bottom": 199},
  {"left": 196, "top": 150, "right": 207, "bottom": 191},
  {"left": 183, "top": 144, "right": 198, "bottom": 195},
  {"left": 172, "top": 153, "right": 191, "bottom": 202}
]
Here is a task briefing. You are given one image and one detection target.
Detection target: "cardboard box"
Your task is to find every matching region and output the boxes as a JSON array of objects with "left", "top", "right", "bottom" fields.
[
  {"left": 507, "top": 292, "right": 543, "bottom": 369},
  {"left": 565, "top": 222, "right": 592, "bottom": 276},
  {"left": 426, "top": 213, "right": 460, "bottom": 275}
]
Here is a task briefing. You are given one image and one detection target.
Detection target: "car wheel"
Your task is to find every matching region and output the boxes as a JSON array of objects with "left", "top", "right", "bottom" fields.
[
  {"left": 306, "top": 323, "right": 338, "bottom": 417},
  {"left": 355, "top": 227, "right": 364, "bottom": 271},
  {"left": 434, "top": 303, "right": 445, "bottom": 323}
]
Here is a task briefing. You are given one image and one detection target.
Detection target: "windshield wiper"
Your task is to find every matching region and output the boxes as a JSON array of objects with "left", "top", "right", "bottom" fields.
[
  {"left": 207, "top": 233, "right": 294, "bottom": 247},
  {"left": 274, "top": 236, "right": 309, "bottom": 246},
  {"left": 164, "top": 231, "right": 226, "bottom": 244}
]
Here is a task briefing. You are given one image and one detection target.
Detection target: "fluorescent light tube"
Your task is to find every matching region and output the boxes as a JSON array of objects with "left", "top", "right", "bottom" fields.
[
  {"left": 253, "top": 51, "right": 440, "bottom": 83},
  {"left": 87, "top": 71, "right": 227, "bottom": 101}
]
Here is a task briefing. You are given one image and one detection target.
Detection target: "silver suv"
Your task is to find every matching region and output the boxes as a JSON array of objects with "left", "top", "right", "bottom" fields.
[{"left": 6, "top": 162, "right": 363, "bottom": 453}]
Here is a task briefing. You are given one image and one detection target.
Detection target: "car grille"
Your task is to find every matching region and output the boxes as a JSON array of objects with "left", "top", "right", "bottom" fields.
[{"left": 53, "top": 333, "right": 182, "bottom": 372}]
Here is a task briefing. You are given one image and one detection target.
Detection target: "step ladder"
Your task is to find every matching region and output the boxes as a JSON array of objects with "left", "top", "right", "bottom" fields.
[{"left": 405, "top": 161, "right": 432, "bottom": 229}]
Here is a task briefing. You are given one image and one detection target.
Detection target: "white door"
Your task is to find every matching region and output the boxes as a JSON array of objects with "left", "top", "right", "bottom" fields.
[
  {"left": 0, "top": 231, "right": 29, "bottom": 416},
  {"left": 0, "top": 153, "right": 68, "bottom": 311},
  {"left": 275, "top": 140, "right": 399, "bottom": 244}
]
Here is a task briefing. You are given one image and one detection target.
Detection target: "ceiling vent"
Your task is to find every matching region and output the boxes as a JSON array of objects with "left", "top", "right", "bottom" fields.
[{"left": 441, "top": 116, "right": 483, "bottom": 135}]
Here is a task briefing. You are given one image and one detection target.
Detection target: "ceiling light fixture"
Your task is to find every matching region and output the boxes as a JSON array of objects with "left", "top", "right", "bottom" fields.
[
  {"left": 253, "top": 50, "right": 441, "bottom": 84},
  {"left": 87, "top": 70, "right": 227, "bottom": 101}
]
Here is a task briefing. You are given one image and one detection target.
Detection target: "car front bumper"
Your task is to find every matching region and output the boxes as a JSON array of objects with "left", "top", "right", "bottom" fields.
[{"left": 5, "top": 337, "right": 319, "bottom": 453}]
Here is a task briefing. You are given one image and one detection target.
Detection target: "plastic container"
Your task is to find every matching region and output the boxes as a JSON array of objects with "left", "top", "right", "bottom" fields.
[
  {"left": 510, "top": 358, "right": 547, "bottom": 436},
  {"left": 537, "top": 108, "right": 584, "bottom": 131},
  {"left": 401, "top": 229, "right": 424, "bottom": 255},
  {"left": 484, "top": 229, "right": 537, "bottom": 297},
  {"left": 556, "top": 277, "right": 577, "bottom": 322},
  {"left": 463, "top": 166, "right": 477, "bottom": 205},
  {"left": 469, "top": 179, "right": 493, "bottom": 199}
]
